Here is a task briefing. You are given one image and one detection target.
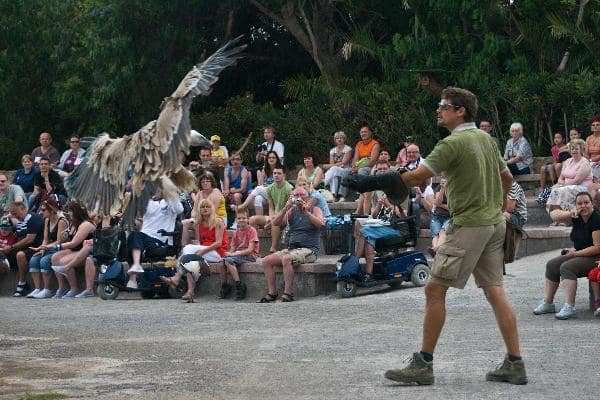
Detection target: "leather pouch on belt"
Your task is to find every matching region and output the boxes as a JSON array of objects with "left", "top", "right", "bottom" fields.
[{"left": 432, "top": 245, "right": 466, "bottom": 280}]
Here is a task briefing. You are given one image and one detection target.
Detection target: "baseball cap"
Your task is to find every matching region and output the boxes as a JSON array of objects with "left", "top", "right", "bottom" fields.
[
  {"left": 210, "top": 135, "right": 221, "bottom": 142},
  {"left": 0, "top": 218, "right": 12, "bottom": 229}
]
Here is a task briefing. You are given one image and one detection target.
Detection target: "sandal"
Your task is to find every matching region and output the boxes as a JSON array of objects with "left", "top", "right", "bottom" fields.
[
  {"left": 279, "top": 293, "right": 294, "bottom": 302},
  {"left": 181, "top": 292, "right": 194, "bottom": 302},
  {"left": 256, "top": 293, "right": 278, "bottom": 303},
  {"left": 160, "top": 276, "right": 177, "bottom": 289}
]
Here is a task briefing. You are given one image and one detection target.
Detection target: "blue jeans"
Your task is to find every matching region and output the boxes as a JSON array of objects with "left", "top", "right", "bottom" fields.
[
  {"left": 508, "top": 164, "right": 530, "bottom": 176},
  {"left": 29, "top": 249, "right": 57, "bottom": 273}
]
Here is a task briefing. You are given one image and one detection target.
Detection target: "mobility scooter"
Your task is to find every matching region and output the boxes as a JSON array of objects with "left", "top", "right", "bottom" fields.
[
  {"left": 333, "top": 192, "right": 430, "bottom": 298},
  {"left": 95, "top": 222, "right": 188, "bottom": 300}
]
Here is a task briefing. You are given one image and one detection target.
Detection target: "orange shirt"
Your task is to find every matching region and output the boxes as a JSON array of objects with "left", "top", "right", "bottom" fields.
[
  {"left": 586, "top": 135, "right": 600, "bottom": 160},
  {"left": 356, "top": 139, "right": 379, "bottom": 159}
]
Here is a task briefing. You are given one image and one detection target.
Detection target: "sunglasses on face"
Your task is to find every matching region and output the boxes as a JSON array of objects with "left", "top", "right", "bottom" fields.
[{"left": 437, "top": 102, "right": 462, "bottom": 110}]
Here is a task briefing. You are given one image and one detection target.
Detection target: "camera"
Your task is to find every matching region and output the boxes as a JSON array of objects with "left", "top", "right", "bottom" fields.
[
  {"left": 292, "top": 196, "right": 303, "bottom": 206},
  {"left": 257, "top": 144, "right": 267, "bottom": 152},
  {"left": 560, "top": 249, "right": 568, "bottom": 256}
]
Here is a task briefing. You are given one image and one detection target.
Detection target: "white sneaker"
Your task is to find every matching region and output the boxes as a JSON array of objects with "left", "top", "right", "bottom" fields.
[
  {"left": 533, "top": 300, "right": 555, "bottom": 315},
  {"left": 33, "top": 289, "right": 54, "bottom": 299},
  {"left": 27, "top": 288, "right": 41, "bottom": 298},
  {"left": 127, "top": 264, "right": 144, "bottom": 274},
  {"left": 62, "top": 290, "right": 79, "bottom": 298},
  {"left": 555, "top": 303, "right": 576, "bottom": 320},
  {"left": 52, "top": 288, "right": 68, "bottom": 299},
  {"left": 74, "top": 289, "right": 95, "bottom": 298},
  {"left": 338, "top": 197, "right": 346, "bottom": 202},
  {"left": 126, "top": 280, "right": 138, "bottom": 289},
  {"left": 594, "top": 307, "right": 600, "bottom": 317},
  {"left": 51, "top": 265, "right": 67, "bottom": 276}
]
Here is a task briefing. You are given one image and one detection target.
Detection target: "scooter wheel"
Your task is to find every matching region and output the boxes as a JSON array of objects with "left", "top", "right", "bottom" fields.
[
  {"left": 337, "top": 281, "right": 357, "bottom": 298},
  {"left": 98, "top": 283, "right": 119, "bottom": 300},
  {"left": 411, "top": 263, "right": 430, "bottom": 287}
]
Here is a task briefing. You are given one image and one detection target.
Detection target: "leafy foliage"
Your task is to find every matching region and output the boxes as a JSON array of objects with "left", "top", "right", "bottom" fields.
[{"left": 1, "top": 1, "right": 600, "bottom": 169}]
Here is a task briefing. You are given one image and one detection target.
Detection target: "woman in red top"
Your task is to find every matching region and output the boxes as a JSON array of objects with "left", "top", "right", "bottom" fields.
[{"left": 161, "top": 198, "right": 227, "bottom": 300}]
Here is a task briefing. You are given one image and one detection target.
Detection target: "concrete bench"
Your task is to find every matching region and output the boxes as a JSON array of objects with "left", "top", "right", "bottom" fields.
[{"left": 0, "top": 256, "right": 340, "bottom": 299}]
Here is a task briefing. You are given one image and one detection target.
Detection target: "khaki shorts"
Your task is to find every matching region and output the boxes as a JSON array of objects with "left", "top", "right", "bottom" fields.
[
  {"left": 275, "top": 248, "right": 317, "bottom": 264},
  {"left": 430, "top": 221, "right": 506, "bottom": 289}
]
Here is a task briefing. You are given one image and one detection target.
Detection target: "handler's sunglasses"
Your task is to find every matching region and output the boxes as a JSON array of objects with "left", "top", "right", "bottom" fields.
[{"left": 437, "top": 102, "right": 462, "bottom": 110}]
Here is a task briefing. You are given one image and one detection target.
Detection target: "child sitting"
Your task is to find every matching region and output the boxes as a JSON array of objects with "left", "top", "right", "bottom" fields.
[
  {"left": 218, "top": 210, "right": 258, "bottom": 300},
  {"left": 588, "top": 260, "right": 600, "bottom": 317},
  {"left": 0, "top": 217, "right": 17, "bottom": 273}
]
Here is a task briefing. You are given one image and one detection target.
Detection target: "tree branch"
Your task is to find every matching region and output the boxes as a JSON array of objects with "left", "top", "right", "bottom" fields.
[
  {"left": 298, "top": 1, "right": 324, "bottom": 74},
  {"left": 557, "top": 0, "right": 589, "bottom": 72}
]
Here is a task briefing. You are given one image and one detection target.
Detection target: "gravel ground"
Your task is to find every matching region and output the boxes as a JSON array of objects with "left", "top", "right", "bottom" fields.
[{"left": 0, "top": 249, "right": 598, "bottom": 400}]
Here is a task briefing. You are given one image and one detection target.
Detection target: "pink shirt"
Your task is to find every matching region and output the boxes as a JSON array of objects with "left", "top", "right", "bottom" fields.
[
  {"left": 231, "top": 225, "right": 259, "bottom": 259},
  {"left": 562, "top": 158, "right": 592, "bottom": 186}
]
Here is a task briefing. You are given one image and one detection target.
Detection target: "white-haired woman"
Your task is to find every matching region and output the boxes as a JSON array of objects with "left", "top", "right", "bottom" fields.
[
  {"left": 546, "top": 139, "right": 595, "bottom": 224},
  {"left": 324, "top": 131, "right": 353, "bottom": 201},
  {"left": 504, "top": 122, "right": 533, "bottom": 176}
]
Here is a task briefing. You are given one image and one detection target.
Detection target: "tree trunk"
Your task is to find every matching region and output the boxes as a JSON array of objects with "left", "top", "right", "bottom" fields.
[{"left": 250, "top": 0, "right": 341, "bottom": 83}]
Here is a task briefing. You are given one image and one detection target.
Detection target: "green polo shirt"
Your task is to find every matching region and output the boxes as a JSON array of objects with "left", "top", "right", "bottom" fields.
[{"left": 423, "top": 123, "right": 507, "bottom": 226}]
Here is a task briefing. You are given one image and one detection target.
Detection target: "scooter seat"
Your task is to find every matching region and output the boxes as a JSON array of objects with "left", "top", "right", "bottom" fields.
[
  {"left": 144, "top": 246, "right": 177, "bottom": 261},
  {"left": 374, "top": 234, "right": 409, "bottom": 252}
]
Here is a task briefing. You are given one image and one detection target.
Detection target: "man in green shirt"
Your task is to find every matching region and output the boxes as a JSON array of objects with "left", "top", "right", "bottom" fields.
[
  {"left": 249, "top": 166, "right": 293, "bottom": 254},
  {"left": 345, "top": 87, "right": 526, "bottom": 386}
]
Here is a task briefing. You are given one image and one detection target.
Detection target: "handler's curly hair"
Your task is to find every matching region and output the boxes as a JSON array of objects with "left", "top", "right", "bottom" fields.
[{"left": 441, "top": 87, "right": 478, "bottom": 122}]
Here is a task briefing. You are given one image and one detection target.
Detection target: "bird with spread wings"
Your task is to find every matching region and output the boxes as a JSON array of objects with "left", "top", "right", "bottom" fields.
[{"left": 72, "top": 37, "right": 246, "bottom": 225}]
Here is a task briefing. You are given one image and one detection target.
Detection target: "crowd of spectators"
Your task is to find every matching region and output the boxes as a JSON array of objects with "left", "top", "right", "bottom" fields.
[{"left": 1, "top": 118, "right": 600, "bottom": 315}]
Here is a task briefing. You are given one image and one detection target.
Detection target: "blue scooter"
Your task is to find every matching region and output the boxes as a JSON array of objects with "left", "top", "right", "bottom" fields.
[{"left": 334, "top": 201, "right": 430, "bottom": 298}]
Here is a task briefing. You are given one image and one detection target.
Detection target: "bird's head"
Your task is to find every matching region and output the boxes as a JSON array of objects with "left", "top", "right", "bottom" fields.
[{"left": 190, "top": 130, "right": 211, "bottom": 148}]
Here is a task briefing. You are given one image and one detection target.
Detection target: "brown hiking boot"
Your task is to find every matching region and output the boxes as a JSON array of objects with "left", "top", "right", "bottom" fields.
[
  {"left": 384, "top": 352, "right": 434, "bottom": 385},
  {"left": 485, "top": 356, "right": 528, "bottom": 385}
]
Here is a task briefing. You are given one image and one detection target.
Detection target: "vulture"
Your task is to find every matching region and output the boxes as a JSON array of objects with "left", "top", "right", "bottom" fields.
[{"left": 72, "top": 36, "right": 246, "bottom": 225}]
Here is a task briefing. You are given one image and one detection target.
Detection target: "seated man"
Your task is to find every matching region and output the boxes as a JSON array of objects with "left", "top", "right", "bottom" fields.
[
  {"left": 126, "top": 190, "right": 184, "bottom": 288},
  {"left": 31, "top": 131, "right": 61, "bottom": 168},
  {"left": 189, "top": 147, "right": 220, "bottom": 182},
  {"left": 223, "top": 153, "right": 251, "bottom": 208},
  {"left": 30, "top": 157, "right": 67, "bottom": 211},
  {"left": 5, "top": 202, "right": 44, "bottom": 296},
  {"left": 0, "top": 174, "right": 26, "bottom": 216},
  {"left": 257, "top": 187, "right": 324, "bottom": 302},
  {"left": 249, "top": 166, "right": 293, "bottom": 253}
]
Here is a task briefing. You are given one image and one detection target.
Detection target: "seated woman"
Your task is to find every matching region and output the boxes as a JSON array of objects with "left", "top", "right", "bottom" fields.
[
  {"left": 161, "top": 199, "right": 228, "bottom": 301},
  {"left": 546, "top": 139, "right": 594, "bottom": 225},
  {"left": 50, "top": 200, "right": 96, "bottom": 298},
  {"left": 13, "top": 154, "right": 37, "bottom": 197},
  {"left": 26, "top": 199, "right": 68, "bottom": 298},
  {"left": 354, "top": 192, "right": 404, "bottom": 283},
  {"left": 533, "top": 192, "right": 600, "bottom": 319},
  {"left": 183, "top": 174, "right": 227, "bottom": 244},
  {"left": 232, "top": 151, "right": 282, "bottom": 216},
  {"left": 539, "top": 132, "right": 569, "bottom": 196},
  {"left": 429, "top": 178, "right": 450, "bottom": 256},
  {"left": 323, "top": 131, "right": 352, "bottom": 201},
  {"left": 503, "top": 122, "right": 533, "bottom": 176},
  {"left": 297, "top": 152, "right": 324, "bottom": 189}
]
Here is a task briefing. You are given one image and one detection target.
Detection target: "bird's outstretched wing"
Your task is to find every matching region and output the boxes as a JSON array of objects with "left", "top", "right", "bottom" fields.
[{"left": 73, "top": 36, "right": 246, "bottom": 222}]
